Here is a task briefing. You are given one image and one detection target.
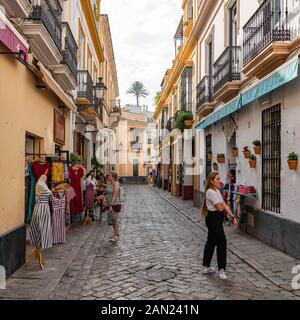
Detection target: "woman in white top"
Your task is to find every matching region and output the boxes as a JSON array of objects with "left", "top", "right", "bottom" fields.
[{"left": 201, "top": 172, "right": 238, "bottom": 280}]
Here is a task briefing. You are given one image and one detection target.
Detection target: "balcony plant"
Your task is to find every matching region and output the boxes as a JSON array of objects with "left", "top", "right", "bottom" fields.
[
  {"left": 217, "top": 153, "right": 225, "bottom": 163},
  {"left": 232, "top": 146, "right": 238, "bottom": 158},
  {"left": 213, "top": 162, "right": 218, "bottom": 172},
  {"left": 252, "top": 140, "right": 261, "bottom": 155},
  {"left": 287, "top": 152, "right": 298, "bottom": 170},
  {"left": 249, "top": 154, "right": 257, "bottom": 169},
  {"left": 70, "top": 152, "right": 83, "bottom": 165},
  {"left": 91, "top": 155, "right": 103, "bottom": 171},
  {"left": 243, "top": 146, "right": 251, "bottom": 159},
  {"left": 175, "top": 111, "right": 194, "bottom": 132},
  {"left": 207, "top": 148, "right": 212, "bottom": 160}
]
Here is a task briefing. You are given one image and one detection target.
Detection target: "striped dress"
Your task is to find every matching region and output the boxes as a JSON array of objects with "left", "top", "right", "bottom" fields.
[
  {"left": 29, "top": 188, "right": 53, "bottom": 250},
  {"left": 52, "top": 193, "right": 66, "bottom": 244}
]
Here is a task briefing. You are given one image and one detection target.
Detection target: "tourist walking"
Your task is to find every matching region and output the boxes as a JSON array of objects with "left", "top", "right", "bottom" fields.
[
  {"left": 201, "top": 172, "right": 238, "bottom": 280},
  {"left": 106, "top": 172, "right": 122, "bottom": 242}
]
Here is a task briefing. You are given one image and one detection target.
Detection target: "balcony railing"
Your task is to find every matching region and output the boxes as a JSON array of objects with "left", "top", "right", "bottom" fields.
[
  {"left": 77, "top": 70, "right": 93, "bottom": 104},
  {"left": 166, "top": 117, "right": 176, "bottom": 132},
  {"left": 30, "top": 0, "right": 62, "bottom": 52},
  {"left": 197, "top": 76, "right": 213, "bottom": 108},
  {"left": 213, "top": 46, "right": 241, "bottom": 93},
  {"left": 62, "top": 23, "right": 78, "bottom": 79},
  {"left": 243, "top": 0, "right": 290, "bottom": 66}
]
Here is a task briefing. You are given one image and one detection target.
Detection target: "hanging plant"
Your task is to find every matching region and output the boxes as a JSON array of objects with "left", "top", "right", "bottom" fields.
[
  {"left": 70, "top": 152, "right": 83, "bottom": 165},
  {"left": 217, "top": 153, "right": 225, "bottom": 163},
  {"left": 91, "top": 155, "right": 103, "bottom": 171},
  {"left": 175, "top": 111, "right": 194, "bottom": 132},
  {"left": 232, "top": 146, "right": 238, "bottom": 158},
  {"left": 287, "top": 152, "right": 298, "bottom": 170},
  {"left": 243, "top": 146, "right": 251, "bottom": 158},
  {"left": 213, "top": 162, "right": 219, "bottom": 171},
  {"left": 252, "top": 140, "right": 261, "bottom": 155},
  {"left": 249, "top": 154, "right": 257, "bottom": 168},
  {"left": 207, "top": 148, "right": 212, "bottom": 160}
]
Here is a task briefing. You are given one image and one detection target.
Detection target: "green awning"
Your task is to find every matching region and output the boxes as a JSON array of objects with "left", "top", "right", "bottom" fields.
[{"left": 196, "top": 57, "right": 299, "bottom": 130}]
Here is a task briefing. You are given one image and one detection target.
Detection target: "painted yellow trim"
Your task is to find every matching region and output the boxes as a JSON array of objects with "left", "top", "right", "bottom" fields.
[{"left": 80, "top": 0, "right": 104, "bottom": 63}]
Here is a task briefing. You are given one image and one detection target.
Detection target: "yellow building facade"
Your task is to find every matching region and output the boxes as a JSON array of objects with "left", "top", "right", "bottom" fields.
[{"left": 0, "top": 0, "right": 119, "bottom": 277}]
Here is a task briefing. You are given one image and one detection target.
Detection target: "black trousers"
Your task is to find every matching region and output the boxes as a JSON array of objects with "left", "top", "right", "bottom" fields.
[{"left": 203, "top": 210, "right": 227, "bottom": 270}]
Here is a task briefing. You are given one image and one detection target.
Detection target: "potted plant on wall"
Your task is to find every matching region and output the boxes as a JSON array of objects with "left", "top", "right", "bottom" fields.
[
  {"left": 249, "top": 154, "right": 257, "bottom": 168},
  {"left": 232, "top": 146, "right": 238, "bottom": 158},
  {"left": 207, "top": 148, "right": 212, "bottom": 160},
  {"left": 252, "top": 140, "right": 261, "bottom": 155},
  {"left": 287, "top": 152, "right": 298, "bottom": 170},
  {"left": 213, "top": 162, "right": 218, "bottom": 171},
  {"left": 175, "top": 111, "right": 194, "bottom": 131},
  {"left": 217, "top": 153, "right": 225, "bottom": 163},
  {"left": 243, "top": 146, "right": 251, "bottom": 158}
]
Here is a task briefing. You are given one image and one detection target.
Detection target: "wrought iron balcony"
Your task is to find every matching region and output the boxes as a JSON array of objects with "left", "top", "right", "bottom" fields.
[
  {"left": 213, "top": 46, "right": 241, "bottom": 93},
  {"left": 166, "top": 117, "right": 176, "bottom": 132},
  {"left": 243, "top": 0, "right": 290, "bottom": 66},
  {"left": 77, "top": 71, "right": 93, "bottom": 105},
  {"left": 62, "top": 23, "right": 78, "bottom": 79},
  {"left": 197, "top": 76, "right": 213, "bottom": 108},
  {"left": 30, "top": 0, "right": 62, "bottom": 52}
]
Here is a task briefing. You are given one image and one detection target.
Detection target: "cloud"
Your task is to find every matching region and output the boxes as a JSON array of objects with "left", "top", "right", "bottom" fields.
[{"left": 101, "top": 0, "right": 182, "bottom": 111}]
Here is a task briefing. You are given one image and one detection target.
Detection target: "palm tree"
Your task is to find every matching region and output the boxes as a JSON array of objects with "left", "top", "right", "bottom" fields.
[{"left": 126, "top": 81, "right": 149, "bottom": 107}]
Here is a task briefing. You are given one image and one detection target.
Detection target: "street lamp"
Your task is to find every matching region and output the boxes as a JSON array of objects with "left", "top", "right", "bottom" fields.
[{"left": 93, "top": 77, "right": 107, "bottom": 102}]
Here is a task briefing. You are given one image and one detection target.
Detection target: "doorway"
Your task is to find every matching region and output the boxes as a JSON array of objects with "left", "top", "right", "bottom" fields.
[{"left": 133, "top": 160, "right": 139, "bottom": 177}]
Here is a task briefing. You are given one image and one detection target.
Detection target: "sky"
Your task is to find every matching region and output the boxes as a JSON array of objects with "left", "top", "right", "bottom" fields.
[{"left": 101, "top": 0, "right": 182, "bottom": 111}]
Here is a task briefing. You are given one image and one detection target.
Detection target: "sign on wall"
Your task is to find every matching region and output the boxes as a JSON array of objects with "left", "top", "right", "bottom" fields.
[{"left": 54, "top": 110, "right": 65, "bottom": 145}]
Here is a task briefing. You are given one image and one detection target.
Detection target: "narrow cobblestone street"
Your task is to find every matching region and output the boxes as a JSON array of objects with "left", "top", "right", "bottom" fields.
[{"left": 1, "top": 185, "right": 300, "bottom": 300}]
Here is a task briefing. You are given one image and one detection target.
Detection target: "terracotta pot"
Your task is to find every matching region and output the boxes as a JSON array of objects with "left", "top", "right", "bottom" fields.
[
  {"left": 207, "top": 153, "right": 212, "bottom": 160},
  {"left": 288, "top": 160, "right": 298, "bottom": 170},
  {"left": 217, "top": 157, "right": 225, "bottom": 163},
  {"left": 232, "top": 149, "right": 238, "bottom": 158},
  {"left": 243, "top": 151, "right": 251, "bottom": 158},
  {"left": 184, "top": 119, "right": 194, "bottom": 128},
  {"left": 253, "top": 146, "right": 261, "bottom": 155},
  {"left": 249, "top": 160, "right": 257, "bottom": 168}
]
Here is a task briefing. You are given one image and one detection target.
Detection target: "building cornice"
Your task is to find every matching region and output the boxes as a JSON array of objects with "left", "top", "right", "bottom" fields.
[
  {"left": 80, "top": 0, "right": 104, "bottom": 63},
  {"left": 154, "top": 0, "right": 219, "bottom": 120}
]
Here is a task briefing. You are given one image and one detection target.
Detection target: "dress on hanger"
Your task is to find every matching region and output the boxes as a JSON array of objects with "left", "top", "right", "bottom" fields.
[
  {"left": 69, "top": 166, "right": 84, "bottom": 215},
  {"left": 29, "top": 186, "right": 53, "bottom": 250},
  {"left": 32, "top": 161, "right": 52, "bottom": 181},
  {"left": 52, "top": 162, "right": 64, "bottom": 182},
  {"left": 26, "top": 161, "right": 36, "bottom": 223},
  {"left": 51, "top": 192, "right": 66, "bottom": 244},
  {"left": 84, "top": 181, "right": 96, "bottom": 210}
]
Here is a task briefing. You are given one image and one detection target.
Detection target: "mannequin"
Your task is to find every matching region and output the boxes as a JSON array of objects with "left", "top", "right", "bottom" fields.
[{"left": 27, "top": 171, "right": 52, "bottom": 269}]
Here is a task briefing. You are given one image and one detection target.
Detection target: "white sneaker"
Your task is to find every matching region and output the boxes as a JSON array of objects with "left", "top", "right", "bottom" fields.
[
  {"left": 110, "top": 236, "right": 119, "bottom": 242},
  {"left": 202, "top": 267, "right": 215, "bottom": 274},
  {"left": 219, "top": 269, "right": 227, "bottom": 280}
]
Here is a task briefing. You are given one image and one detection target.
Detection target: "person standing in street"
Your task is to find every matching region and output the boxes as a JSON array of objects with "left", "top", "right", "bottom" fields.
[
  {"left": 201, "top": 172, "right": 238, "bottom": 280},
  {"left": 106, "top": 172, "right": 122, "bottom": 242}
]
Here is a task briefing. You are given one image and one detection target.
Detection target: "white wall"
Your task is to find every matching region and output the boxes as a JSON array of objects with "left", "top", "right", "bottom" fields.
[{"left": 201, "top": 77, "right": 300, "bottom": 224}]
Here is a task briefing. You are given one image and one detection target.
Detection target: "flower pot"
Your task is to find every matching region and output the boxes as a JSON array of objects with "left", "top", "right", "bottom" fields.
[
  {"left": 253, "top": 146, "right": 261, "bottom": 155},
  {"left": 288, "top": 160, "right": 298, "bottom": 170},
  {"left": 232, "top": 149, "right": 238, "bottom": 158},
  {"left": 207, "top": 153, "right": 212, "bottom": 160},
  {"left": 217, "top": 157, "right": 225, "bottom": 164},
  {"left": 243, "top": 151, "right": 251, "bottom": 159},
  {"left": 184, "top": 119, "right": 194, "bottom": 128},
  {"left": 249, "top": 160, "right": 257, "bottom": 168}
]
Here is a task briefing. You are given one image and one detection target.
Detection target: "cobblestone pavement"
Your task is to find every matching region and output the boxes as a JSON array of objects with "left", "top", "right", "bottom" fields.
[{"left": 1, "top": 185, "right": 300, "bottom": 300}]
